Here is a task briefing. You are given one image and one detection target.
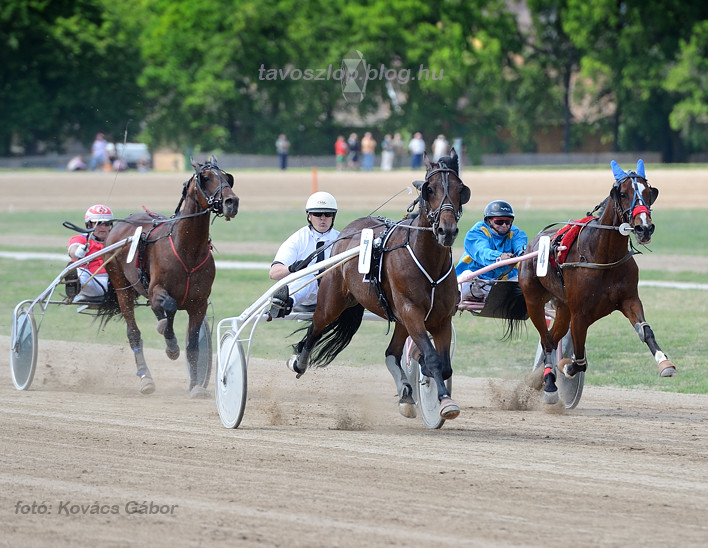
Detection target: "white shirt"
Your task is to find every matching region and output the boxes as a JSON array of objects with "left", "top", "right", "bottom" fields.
[{"left": 272, "top": 225, "right": 340, "bottom": 307}]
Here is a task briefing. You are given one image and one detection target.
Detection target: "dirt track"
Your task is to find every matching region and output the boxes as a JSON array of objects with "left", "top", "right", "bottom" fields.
[
  {"left": 2, "top": 337, "right": 707, "bottom": 547},
  {"left": 2, "top": 168, "right": 707, "bottom": 546}
]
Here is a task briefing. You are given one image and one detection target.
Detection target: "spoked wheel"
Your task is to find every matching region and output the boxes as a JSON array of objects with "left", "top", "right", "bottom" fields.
[
  {"left": 11, "top": 310, "right": 38, "bottom": 390},
  {"left": 186, "top": 320, "right": 213, "bottom": 389},
  {"left": 215, "top": 330, "right": 247, "bottom": 429},
  {"left": 533, "top": 328, "right": 584, "bottom": 409},
  {"left": 404, "top": 325, "right": 456, "bottom": 430}
]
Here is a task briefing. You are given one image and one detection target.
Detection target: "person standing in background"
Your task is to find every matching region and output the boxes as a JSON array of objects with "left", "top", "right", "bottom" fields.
[
  {"left": 408, "top": 132, "right": 425, "bottom": 169},
  {"left": 360, "top": 132, "right": 376, "bottom": 171},
  {"left": 380, "top": 134, "right": 394, "bottom": 171},
  {"left": 334, "top": 135, "right": 348, "bottom": 171},
  {"left": 275, "top": 134, "right": 291, "bottom": 170},
  {"left": 89, "top": 133, "right": 107, "bottom": 171},
  {"left": 347, "top": 133, "right": 360, "bottom": 169},
  {"left": 432, "top": 134, "right": 449, "bottom": 161}
]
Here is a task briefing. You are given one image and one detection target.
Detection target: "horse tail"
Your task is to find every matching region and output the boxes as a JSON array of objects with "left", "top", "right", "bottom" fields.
[
  {"left": 299, "top": 304, "right": 365, "bottom": 366},
  {"left": 500, "top": 284, "right": 528, "bottom": 341},
  {"left": 96, "top": 280, "right": 123, "bottom": 329}
]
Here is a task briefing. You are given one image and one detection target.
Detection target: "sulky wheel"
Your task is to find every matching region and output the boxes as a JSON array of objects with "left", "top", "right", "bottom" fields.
[
  {"left": 11, "top": 310, "right": 38, "bottom": 391},
  {"left": 215, "top": 330, "right": 247, "bottom": 429}
]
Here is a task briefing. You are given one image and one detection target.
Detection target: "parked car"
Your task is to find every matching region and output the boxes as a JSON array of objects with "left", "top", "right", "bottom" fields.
[{"left": 105, "top": 142, "right": 151, "bottom": 169}]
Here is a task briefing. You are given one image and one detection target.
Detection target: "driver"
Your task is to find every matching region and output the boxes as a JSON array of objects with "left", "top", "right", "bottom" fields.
[
  {"left": 67, "top": 204, "right": 114, "bottom": 303},
  {"left": 456, "top": 200, "right": 527, "bottom": 301},
  {"left": 269, "top": 192, "right": 340, "bottom": 317}
]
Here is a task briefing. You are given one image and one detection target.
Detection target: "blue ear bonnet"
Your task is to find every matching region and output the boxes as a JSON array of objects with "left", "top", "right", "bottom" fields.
[{"left": 611, "top": 159, "right": 646, "bottom": 185}]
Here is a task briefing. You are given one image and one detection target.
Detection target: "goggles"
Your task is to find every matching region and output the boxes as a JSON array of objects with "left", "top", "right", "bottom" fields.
[
  {"left": 310, "top": 212, "right": 334, "bottom": 218},
  {"left": 492, "top": 219, "right": 512, "bottom": 226}
]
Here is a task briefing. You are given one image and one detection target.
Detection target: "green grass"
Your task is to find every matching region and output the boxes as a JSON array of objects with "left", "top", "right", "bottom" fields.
[{"left": 2, "top": 203, "right": 706, "bottom": 395}]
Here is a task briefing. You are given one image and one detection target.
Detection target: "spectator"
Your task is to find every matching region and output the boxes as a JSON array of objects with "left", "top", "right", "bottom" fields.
[
  {"left": 408, "top": 132, "right": 425, "bottom": 169},
  {"left": 334, "top": 135, "right": 348, "bottom": 171},
  {"left": 67, "top": 156, "right": 86, "bottom": 171},
  {"left": 347, "top": 133, "right": 360, "bottom": 169},
  {"left": 391, "top": 132, "right": 404, "bottom": 169},
  {"left": 432, "top": 134, "right": 449, "bottom": 162},
  {"left": 360, "top": 132, "right": 377, "bottom": 171},
  {"left": 380, "top": 134, "right": 394, "bottom": 171},
  {"left": 275, "top": 134, "right": 291, "bottom": 170},
  {"left": 89, "top": 133, "right": 108, "bottom": 171}
]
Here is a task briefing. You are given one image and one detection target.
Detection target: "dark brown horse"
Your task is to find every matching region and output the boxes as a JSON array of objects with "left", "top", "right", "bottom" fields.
[
  {"left": 287, "top": 150, "right": 470, "bottom": 420},
  {"left": 519, "top": 159, "right": 676, "bottom": 405},
  {"left": 99, "top": 158, "right": 239, "bottom": 396}
]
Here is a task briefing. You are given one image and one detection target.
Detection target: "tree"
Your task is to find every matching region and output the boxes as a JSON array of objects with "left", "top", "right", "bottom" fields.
[
  {"left": 563, "top": 0, "right": 708, "bottom": 161},
  {"left": 0, "top": 0, "right": 145, "bottom": 155},
  {"left": 664, "top": 20, "right": 708, "bottom": 155}
]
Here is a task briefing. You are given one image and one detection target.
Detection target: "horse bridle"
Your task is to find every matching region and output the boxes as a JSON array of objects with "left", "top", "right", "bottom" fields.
[
  {"left": 421, "top": 165, "right": 464, "bottom": 235},
  {"left": 613, "top": 172, "right": 653, "bottom": 227},
  {"left": 175, "top": 162, "right": 234, "bottom": 218}
]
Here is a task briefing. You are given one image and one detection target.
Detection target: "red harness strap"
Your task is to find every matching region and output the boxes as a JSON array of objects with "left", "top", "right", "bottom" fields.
[
  {"left": 169, "top": 235, "right": 212, "bottom": 306},
  {"left": 550, "top": 216, "right": 595, "bottom": 267}
]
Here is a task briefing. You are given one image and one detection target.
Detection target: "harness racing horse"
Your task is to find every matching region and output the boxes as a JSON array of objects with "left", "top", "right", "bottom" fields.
[
  {"left": 519, "top": 159, "right": 676, "bottom": 405},
  {"left": 287, "top": 149, "right": 470, "bottom": 421},
  {"left": 99, "top": 158, "right": 239, "bottom": 397}
]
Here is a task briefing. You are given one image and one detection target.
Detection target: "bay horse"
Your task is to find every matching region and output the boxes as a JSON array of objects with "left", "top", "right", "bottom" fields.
[
  {"left": 519, "top": 159, "right": 676, "bottom": 405},
  {"left": 99, "top": 158, "right": 239, "bottom": 397},
  {"left": 287, "top": 149, "right": 470, "bottom": 420}
]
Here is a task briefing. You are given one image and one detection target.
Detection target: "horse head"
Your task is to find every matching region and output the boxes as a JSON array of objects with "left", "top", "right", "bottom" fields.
[
  {"left": 420, "top": 148, "right": 471, "bottom": 247},
  {"left": 189, "top": 156, "right": 239, "bottom": 220},
  {"left": 610, "top": 159, "right": 658, "bottom": 245}
]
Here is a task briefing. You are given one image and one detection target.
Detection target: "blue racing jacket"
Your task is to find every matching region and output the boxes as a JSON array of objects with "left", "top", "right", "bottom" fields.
[{"left": 455, "top": 221, "right": 528, "bottom": 280}]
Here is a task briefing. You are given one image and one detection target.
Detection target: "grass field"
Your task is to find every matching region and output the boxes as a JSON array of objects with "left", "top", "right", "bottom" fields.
[{"left": 1, "top": 168, "right": 706, "bottom": 395}]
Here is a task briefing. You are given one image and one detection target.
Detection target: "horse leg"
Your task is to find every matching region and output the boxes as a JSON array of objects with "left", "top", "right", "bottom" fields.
[
  {"left": 622, "top": 300, "right": 676, "bottom": 377},
  {"left": 524, "top": 290, "right": 562, "bottom": 403},
  {"left": 385, "top": 325, "right": 416, "bottom": 418},
  {"left": 117, "top": 290, "right": 155, "bottom": 395},
  {"left": 559, "top": 316, "right": 589, "bottom": 379},
  {"left": 427, "top": 322, "right": 459, "bottom": 419},
  {"left": 150, "top": 285, "right": 180, "bottom": 360},
  {"left": 186, "top": 308, "right": 209, "bottom": 398},
  {"left": 287, "top": 323, "right": 319, "bottom": 378},
  {"left": 412, "top": 327, "right": 459, "bottom": 420}
]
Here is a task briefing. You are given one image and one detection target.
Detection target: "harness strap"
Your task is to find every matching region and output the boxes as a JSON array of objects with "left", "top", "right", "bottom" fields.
[
  {"left": 404, "top": 242, "right": 454, "bottom": 321},
  {"left": 560, "top": 249, "right": 635, "bottom": 270},
  {"left": 168, "top": 235, "right": 212, "bottom": 306}
]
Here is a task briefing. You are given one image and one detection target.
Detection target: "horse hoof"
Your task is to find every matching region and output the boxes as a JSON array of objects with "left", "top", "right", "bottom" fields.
[
  {"left": 659, "top": 361, "right": 677, "bottom": 377},
  {"left": 558, "top": 358, "right": 574, "bottom": 378},
  {"left": 189, "top": 385, "right": 209, "bottom": 399},
  {"left": 543, "top": 389, "right": 559, "bottom": 405},
  {"left": 139, "top": 376, "right": 155, "bottom": 395},
  {"left": 165, "top": 337, "right": 180, "bottom": 360},
  {"left": 439, "top": 398, "right": 460, "bottom": 420},
  {"left": 287, "top": 355, "right": 305, "bottom": 378},
  {"left": 156, "top": 318, "right": 167, "bottom": 335},
  {"left": 399, "top": 402, "right": 417, "bottom": 419}
]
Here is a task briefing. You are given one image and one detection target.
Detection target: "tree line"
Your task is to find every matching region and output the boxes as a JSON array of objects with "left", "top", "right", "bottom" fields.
[{"left": 1, "top": 0, "right": 707, "bottom": 162}]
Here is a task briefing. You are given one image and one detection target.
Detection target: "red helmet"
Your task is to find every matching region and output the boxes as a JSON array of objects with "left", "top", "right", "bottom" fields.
[{"left": 84, "top": 204, "right": 113, "bottom": 227}]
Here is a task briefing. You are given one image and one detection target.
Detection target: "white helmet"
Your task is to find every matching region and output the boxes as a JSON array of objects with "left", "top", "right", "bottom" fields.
[
  {"left": 305, "top": 191, "right": 338, "bottom": 213},
  {"left": 84, "top": 204, "right": 114, "bottom": 227}
]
